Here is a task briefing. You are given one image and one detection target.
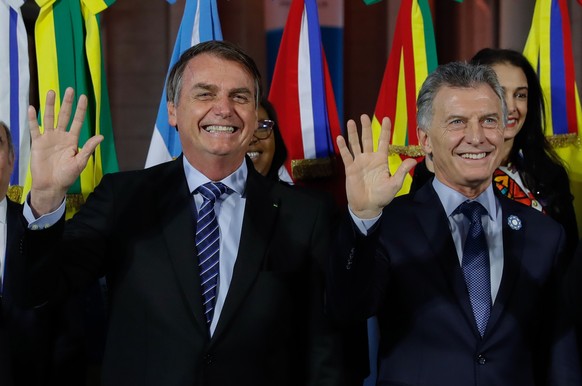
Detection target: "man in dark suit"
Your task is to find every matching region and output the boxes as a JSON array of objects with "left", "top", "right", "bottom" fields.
[
  {"left": 0, "top": 121, "right": 87, "bottom": 386},
  {"left": 21, "top": 41, "right": 345, "bottom": 386},
  {"left": 328, "top": 62, "right": 581, "bottom": 385}
]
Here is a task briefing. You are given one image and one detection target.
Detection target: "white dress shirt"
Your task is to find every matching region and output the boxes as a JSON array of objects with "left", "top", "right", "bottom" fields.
[{"left": 183, "top": 158, "right": 247, "bottom": 335}]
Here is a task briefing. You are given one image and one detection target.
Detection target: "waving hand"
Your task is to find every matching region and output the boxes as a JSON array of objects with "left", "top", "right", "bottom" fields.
[
  {"left": 28, "top": 88, "right": 104, "bottom": 216},
  {"left": 336, "top": 114, "right": 417, "bottom": 219}
]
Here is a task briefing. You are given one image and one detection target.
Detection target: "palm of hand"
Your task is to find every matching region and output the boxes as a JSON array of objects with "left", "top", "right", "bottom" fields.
[
  {"left": 345, "top": 151, "right": 394, "bottom": 215},
  {"left": 338, "top": 114, "right": 417, "bottom": 219},
  {"left": 30, "top": 129, "right": 84, "bottom": 192}
]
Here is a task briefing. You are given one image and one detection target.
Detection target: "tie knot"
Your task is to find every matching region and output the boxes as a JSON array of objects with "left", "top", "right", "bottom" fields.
[
  {"left": 196, "top": 182, "right": 229, "bottom": 203},
  {"left": 457, "top": 201, "right": 487, "bottom": 224}
]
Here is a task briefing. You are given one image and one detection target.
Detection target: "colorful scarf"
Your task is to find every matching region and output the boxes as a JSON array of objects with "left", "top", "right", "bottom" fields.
[{"left": 494, "top": 165, "right": 544, "bottom": 213}]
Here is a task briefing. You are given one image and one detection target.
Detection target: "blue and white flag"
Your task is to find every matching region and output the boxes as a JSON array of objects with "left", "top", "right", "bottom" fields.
[
  {"left": 145, "top": 0, "right": 222, "bottom": 167},
  {"left": 0, "top": 0, "right": 30, "bottom": 186}
]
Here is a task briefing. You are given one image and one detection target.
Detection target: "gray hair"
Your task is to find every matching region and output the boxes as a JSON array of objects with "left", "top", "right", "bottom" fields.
[
  {"left": 416, "top": 61, "right": 507, "bottom": 132},
  {"left": 166, "top": 40, "right": 262, "bottom": 108},
  {"left": 0, "top": 121, "right": 14, "bottom": 157}
]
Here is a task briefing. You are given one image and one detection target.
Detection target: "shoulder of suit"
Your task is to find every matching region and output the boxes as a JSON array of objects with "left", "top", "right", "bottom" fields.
[{"left": 498, "top": 193, "right": 563, "bottom": 231}]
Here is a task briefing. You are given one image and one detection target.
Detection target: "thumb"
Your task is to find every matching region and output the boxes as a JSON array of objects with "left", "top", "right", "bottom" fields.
[
  {"left": 391, "top": 158, "right": 418, "bottom": 186},
  {"left": 76, "top": 135, "right": 104, "bottom": 165}
]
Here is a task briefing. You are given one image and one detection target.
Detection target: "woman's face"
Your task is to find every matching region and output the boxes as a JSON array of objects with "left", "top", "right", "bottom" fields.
[
  {"left": 247, "top": 106, "right": 276, "bottom": 176},
  {"left": 491, "top": 62, "right": 529, "bottom": 141}
]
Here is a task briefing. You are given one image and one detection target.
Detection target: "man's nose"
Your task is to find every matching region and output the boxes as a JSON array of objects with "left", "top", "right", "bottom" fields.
[
  {"left": 212, "top": 96, "right": 234, "bottom": 118},
  {"left": 465, "top": 120, "right": 485, "bottom": 143}
]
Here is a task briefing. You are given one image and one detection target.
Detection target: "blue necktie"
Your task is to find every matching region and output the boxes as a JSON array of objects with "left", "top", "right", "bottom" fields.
[
  {"left": 458, "top": 201, "right": 491, "bottom": 337},
  {"left": 195, "top": 182, "right": 229, "bottom": 325}
]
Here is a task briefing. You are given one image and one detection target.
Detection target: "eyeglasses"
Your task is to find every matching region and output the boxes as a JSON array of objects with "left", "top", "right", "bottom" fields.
[{"left": 254, "top": 119, "right": 274, "bottom": 140}]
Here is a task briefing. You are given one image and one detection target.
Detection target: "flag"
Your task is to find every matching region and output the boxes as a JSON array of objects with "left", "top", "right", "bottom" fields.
[
  {"left": 144, "top": 0, "right": 222, "bottom": 167},
  {"left": 268, "top": 0, "right": 344, "bottom": 204},
  {"left": 523, "top": 0, "right": 582, "bottom": 237},
  {"left": 32, "top": 0, "right": 119, "bottom": 218},
  {"left": 265, "top": 0, "right": 344, "bottom": 122},
  {"left": 0, "top": 0, "right": 30, "bottom": 196},
  {"left": 370, "top": 0, "right": 437, "bottom": 195}
]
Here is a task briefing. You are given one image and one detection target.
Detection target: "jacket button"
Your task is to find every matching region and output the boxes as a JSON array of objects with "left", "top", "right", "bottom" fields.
[{"left": 477, "top": 354, "right": 486, "bottom": 365}]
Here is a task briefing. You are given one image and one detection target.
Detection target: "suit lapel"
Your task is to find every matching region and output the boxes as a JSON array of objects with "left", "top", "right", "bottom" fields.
[
  {"left": 156, "top": 158, "right": 208, "bottom": 331},
  {"left": 484, "top": 195, "right": 525, "bottom": 336},
  {"left": 414, "top": 185, "right": 477, "bottom": 332},
  {"left": 211, "top": 167, "right": 280, "bottom": 341}
]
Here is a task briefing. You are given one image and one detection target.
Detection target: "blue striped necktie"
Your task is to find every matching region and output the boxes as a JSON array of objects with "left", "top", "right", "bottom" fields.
[
  {"left": 195, "top": 182, "right": 229, "bottom": 325},
  {"left": 457, "top": 201, "right": 491, "bottom": 337}
]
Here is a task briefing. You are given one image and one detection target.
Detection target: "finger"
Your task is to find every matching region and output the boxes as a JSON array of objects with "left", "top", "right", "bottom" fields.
[
  {"left": 391, "top": 158, "right": 418, "bottom": 186},
  {"left": 359, "top": 114, "right": 374, "bottom": 153},
  {"left": 377, "top": 117, "right": 392, "bottom": 157},
  {"left": 68, "top": 94, "right": 88, "bottom": 138},
  {"left": 43, "top": 90, "right": 56, "bottom": 132},
  {"left": 56, "top": 88, "right": 75, "bottom": 131},
  {"left": 336, "top": 135, "right": 353, "bottom": 169},
  {"left": 346, "top": 119, "right": 361, "bottom": 155},
  {"left": 28, "top": 105, "right": 40, "bottom": 140},
  {"left": 76, "top": 135, "right": 104, "bottom": 166}
]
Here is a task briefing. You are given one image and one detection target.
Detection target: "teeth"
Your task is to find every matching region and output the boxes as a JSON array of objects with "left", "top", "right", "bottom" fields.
[
  {"left": 507, "top": 119, "right": 516, "bottom": 125},
  {"left": 461, "top": 153, "right": 486, "bottom": 160},
  {"left": 247, "top": 151, "right": 260, "bottom": 159},
  {"left": 205, "top": 125, "right": 235, "bottom": 133}
]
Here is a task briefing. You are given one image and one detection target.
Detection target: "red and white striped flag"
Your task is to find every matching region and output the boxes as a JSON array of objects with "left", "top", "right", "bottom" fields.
[{"left": 268, "top": 0, "right": 345, "bottom": 204}]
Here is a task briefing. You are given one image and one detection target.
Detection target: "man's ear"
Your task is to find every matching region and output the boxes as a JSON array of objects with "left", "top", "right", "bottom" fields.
[
  {"left": 417, "top": 127, "right": 431, "bottom": 156},
  {"left": 168, "top": 101, "right": 177, "bottom": 127}
]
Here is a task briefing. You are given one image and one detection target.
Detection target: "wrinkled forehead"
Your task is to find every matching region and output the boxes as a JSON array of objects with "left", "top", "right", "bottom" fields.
[{"left": 435, "top": 85, "right": 502, "bottom": 109}]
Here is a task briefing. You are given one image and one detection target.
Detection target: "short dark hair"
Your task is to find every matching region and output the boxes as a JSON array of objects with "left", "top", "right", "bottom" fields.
[
  {"left": 166, "top": 40, "right": 262, "bottom": 108},
  {"left": 416, "top": 61, "right": 507, "bottom": 132}
]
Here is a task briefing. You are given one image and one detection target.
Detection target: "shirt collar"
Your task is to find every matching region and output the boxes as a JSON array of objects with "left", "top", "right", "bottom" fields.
[
  {"left": 0, "top": 197, "right": 6, "bottom": 224},
  {"left": 432, "top": 177, "right": 498, "bottom": 221},
  {"left": 182, "top": 157, "right": 247, "bottom": 197}
]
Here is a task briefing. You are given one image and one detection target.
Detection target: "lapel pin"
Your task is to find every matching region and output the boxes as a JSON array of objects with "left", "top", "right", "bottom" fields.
[
  {"left": 273, "top": 203, "right": 279, "bottom": 208},
  {"left": 507, "top": 215, "right": 522, "bottom": 230}
]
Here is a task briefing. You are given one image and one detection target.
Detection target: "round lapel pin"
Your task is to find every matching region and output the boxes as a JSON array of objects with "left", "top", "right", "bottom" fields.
[{"left": 507, "top": 215, "right": 522, "bottom": 230}]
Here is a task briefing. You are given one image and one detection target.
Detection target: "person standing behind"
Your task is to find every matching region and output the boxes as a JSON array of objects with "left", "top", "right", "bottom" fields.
[
  {"left": 0, "top": 121, "right": 87, "bottom": 386},
  {"left": 0, "top": 119, "right": 24, "bottom": 386},
  {"left": 21, "top": 40, "right": 343, "bottom": 386},
  {"left": 247, "top": 98, "right": 292, "bottom": 183},
  {"left": 328, "top": 62, "right": 580, "bottom": 385},
  {"left": 472, "top": 48, "right": 578, "bottom": 258}
]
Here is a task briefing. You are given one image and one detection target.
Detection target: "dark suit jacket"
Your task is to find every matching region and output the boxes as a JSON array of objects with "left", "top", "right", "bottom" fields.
[
  {"left": 22, "top": 157, "right": 344, "bottom": 386},
  {"left": 328, "top": 182, "right": 581, "bottom": 386},
  {"left": 565, "top": 242, "right": 582, "bottom": 327},
  {"left": 1, "top": 199, "right": 87, "bottom": 386}
]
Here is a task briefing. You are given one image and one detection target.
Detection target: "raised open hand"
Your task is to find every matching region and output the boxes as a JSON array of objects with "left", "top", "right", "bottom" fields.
[
  {"left": 336, "top": 114, "right": 417, "bottom": 219},
  {"left": 28, "top": 88, "right": 104, "bottom": 215}
]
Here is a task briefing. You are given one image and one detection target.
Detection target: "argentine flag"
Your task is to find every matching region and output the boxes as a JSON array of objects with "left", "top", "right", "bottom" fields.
[
  {"left": 0, "top": 0, "right": 30, "bottom": 186},
  {"left": 145, "top": 0, "right": 222, "bottom": 167}
]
